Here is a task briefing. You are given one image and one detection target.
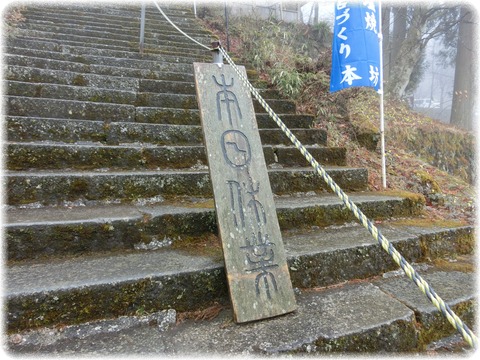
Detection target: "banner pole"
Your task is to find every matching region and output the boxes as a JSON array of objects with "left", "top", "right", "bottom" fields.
[{"left": 378, "top": 0, "right": 387, "bottom": 189}]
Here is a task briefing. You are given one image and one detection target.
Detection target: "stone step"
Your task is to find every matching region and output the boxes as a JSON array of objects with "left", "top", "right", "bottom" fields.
[
  {"left": 17, "top": 20, "right": 212, "bottom": 45},
  {"left": 6, "top": 96, "right": 302, "bottom": 127},
  {"left": 5, "top": 114, "right": 316, "bottom": 142},
  {"left": 9, "top": 265, "right": 473, "bottom": 354},
  {"left": 10, "top": 27, "right": 211, "bottom": 54},
  {"left": 134, "top": 92, "right": 296, "bottom": 113},
  {"left": 5, "top": 193, "right": 427, "bottom": 261},
  {"left": 6, "top": 65, "right": 192, "bottom": 88},
  {"left": 21, "top": 6, "right": 201, "bottom": 31},
  {"left": 6, "top": 67, "right": 278, "bottom": 99},
  {"left": 6, "top": 96, "right": 136, "bottom": 122},
  {"left": 6, "top": 142, "right": 344, "bottom": 171},
  {"left": 5, "top": 55, "right": 256, "bottom": 88},
  {"left": 8, "top": 37, "right": 209, "bottom": 62},
  {"left": 6, "top": 45, "right": 209, "bottom": 66},
  {"left": 22, "top": 5, "right": 202, "bottom": 29},
  {"left": 135, "top": 106, "right": 309, "bottom": 126},
  {"left": 6, "top": 117, "right": 323, "bottom": 147},
  {"left": 20, "top": 8, "right": 207, "bottom": 29},
  {"left": 5, "top": 117, "right": 203, "bottom": 145},
  {"left": 8, "top": 35, "right": 210, "bottom": 58},
  {"left": 20, "top": 13, "right": 210, "bottom": 39},
  {"left": 6, "top": 53, "right": 195, "bottom": 76},
  {"left": 6, "top": 81, "right": 138, "bottom": 105},
  {"left": 5, "top": 222, "right": 474, "bottom": 334},
  {"left": 20, "top": 12, "right": 204, "bottom": 41},
  {"left": 5, "top": 167, "right": 369, "bottom": 207}
]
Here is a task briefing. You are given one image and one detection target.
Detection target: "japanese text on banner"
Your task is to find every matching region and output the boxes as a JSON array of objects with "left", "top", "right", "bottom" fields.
[{"left": 330, "top": 0, "right": 381, "bottom": 93}]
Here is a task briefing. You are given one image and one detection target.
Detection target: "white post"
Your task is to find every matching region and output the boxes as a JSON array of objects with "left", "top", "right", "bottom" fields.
[
  {"left": 193, "top": 0, "right": 197, "bottom": 18},
  {"left": 378, "top": 0, "right": 387, "bottom": 189}
]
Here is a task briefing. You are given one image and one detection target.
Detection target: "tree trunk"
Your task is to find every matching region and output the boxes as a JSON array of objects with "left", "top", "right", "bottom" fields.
[
  {"left": 386, "top": 6, "right": 428, "bottom": 97},
  {"left": 388, "top": 7, "right": 407, "bottom": 80},
  {"left": 450, "top": 6, "right": 476, "bottom": 130}
]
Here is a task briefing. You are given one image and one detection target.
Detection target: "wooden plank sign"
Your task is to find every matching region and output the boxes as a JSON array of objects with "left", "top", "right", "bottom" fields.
[{"left": 193, "top": 62, "right": 297, "bottom": 323}]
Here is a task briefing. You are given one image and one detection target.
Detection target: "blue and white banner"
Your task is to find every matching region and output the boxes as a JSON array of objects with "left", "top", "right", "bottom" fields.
[{"left": 330, "top": 1, "right": 381, "bottom": 93}]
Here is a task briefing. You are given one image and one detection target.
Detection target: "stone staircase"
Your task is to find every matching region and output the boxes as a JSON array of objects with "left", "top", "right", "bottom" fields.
[{"left": 4, "top": 3, "right": 475, "bottom": 355}]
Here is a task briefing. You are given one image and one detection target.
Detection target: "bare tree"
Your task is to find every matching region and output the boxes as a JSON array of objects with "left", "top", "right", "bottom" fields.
[
  {"left": 385, "top": 5, "right": 462, "bottom": 98},
  {"left": 450, "top": 5, "right": 476, "bottom": 130}
]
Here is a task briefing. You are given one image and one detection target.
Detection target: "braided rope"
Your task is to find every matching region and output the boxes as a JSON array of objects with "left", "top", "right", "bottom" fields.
[
  {"left": 152, "top": 0, "right": 211, "bottom": 50},
  {"left": 218, "top": 46, "right": 477, "bottom": 350},
  {"left": 150, "top": 2, "right": 477, "bottom": 349}
]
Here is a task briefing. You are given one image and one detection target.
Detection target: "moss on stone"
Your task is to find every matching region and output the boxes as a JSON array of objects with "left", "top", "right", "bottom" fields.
[
  {"left": 72, "top": 74, "right": 87, "bottom": 86},
  {"left": 171, "top": 233, "right": 223, "bottom": 261},
  {"left": 416, "top": 170, "right": 441, "bottom": 194},
  {"left": 392, "top": 218, "right": 467, "bottom": 229}
]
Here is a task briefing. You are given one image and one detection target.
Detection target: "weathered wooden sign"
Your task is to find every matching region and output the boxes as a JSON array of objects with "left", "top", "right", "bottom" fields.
[{"left": 193, "top": 62, "right": 297, "bottom": 323}]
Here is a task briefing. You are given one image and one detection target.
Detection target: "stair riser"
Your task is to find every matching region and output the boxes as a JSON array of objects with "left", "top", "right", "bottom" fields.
[
  {"left": 130, "top": 108, "right": 313, "bottom": 127},
  {"left": 7, "top": 81, "right": 137, "bottom": 105},
  {"left": 7, "top": 64, "right": 264, "bottom": 95},
  {"left": 7, "top": 97, "right": 309, "bottom": 127},
  {"left": 10, "top": 36, "right": 209, "bottom": 58},
  {"left": 6, "top": 81, "right": 212, "bottom": 109},
  {"left": 7, "top": 144, "right": 341, "bottom": 171},
  {"left": 6, "top": 65, "right": 193, "bottom": 88},
  {"left": 6, "top": 266, "right": 229, "bottom": 333},
  {"left": 19, "top": 18, "right": 201, "bottom": 37},
  {"left": 7, "top": 118, "right": 325, "bottom": 148},
  {"left": 6, "top": 168, "right": 367, "bottom": 206},
  {"left": 7, "top": 97, "right": 136, "bottom": 122},
  {"left": 143, "top": 105, "right": 299, "bottom": 125},
  {"left": 5, "top": 227, "right": 473, "bottom": 332},
  {"left": 6, "top": 210, "right": 217, "bottom": 262},
  {"left": 7, "top": 82, "right": 294, "bottom": 114},
  {"left": 64, "top": 44, "right": 209, "bottom": 62},
  {"left": 6, "top": 144, "right": 209, "bottom": 171},
  {"left": 18, "top": 22, "right": 212, "bottom": 45},
  {"left": 135, "top": 92, "right": 296, "bottom": 113},
  {"left": 6, "top": 197, "right": 427, "bottom": 261},
  {"left": 22, "top": 7, "right": 202, "bottom": 29},
  {"left": 7, "top": 46, "right": 209, "bottom": 66},
  {"left": 7, "top": 54, "right": 194, "bottom": 75},
  {"left": 12, "top": 28, "right": 210, "bottom": 53}
]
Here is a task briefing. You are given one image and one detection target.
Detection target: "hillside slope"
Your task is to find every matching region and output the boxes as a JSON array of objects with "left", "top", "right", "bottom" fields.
[{"left": 200, "top": 12, "right": 475, "bottom": 226}]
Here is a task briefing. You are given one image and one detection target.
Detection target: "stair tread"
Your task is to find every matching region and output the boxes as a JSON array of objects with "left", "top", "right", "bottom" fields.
[
  {"left": 7, "top": 264, "right": 474, "bottom": 354},
  {"left": 5, "top": 192, "right": 416, "bottom": 225},
  {"left": 158, "top": 268, "right": 474, "bottom": 354},
  {"left": 6, "top": 221, "right": 472, "bottom": 295},
  {"left": 7, "top": 140, "right": 328, "bottom": 147},
  {"left": 7, "top": 249, "right": 220, "bottom": 295}
]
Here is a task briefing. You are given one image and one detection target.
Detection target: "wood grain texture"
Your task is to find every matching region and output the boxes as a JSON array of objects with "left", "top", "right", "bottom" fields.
[{"left": 194, "top": 63, "right": 296, "bottom": 323}]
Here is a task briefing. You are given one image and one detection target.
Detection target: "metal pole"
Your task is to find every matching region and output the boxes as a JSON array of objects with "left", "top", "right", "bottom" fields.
[
  {"left": 139, "top": 1, "right": 146, "bottom": 54},
  {"left": 193, "top": 0, "right": 197, "bottom": 18},
  {"left": 211, "top": 41, "right": 223, "bottom": 64},
  {"left": 378, "top": 0, "right": 387, "bottom": 189}
]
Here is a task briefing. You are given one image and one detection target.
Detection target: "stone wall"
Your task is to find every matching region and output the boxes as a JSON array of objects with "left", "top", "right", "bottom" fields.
[{"left": 389, "top": 126, "right": 475, "bottom": 184}]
